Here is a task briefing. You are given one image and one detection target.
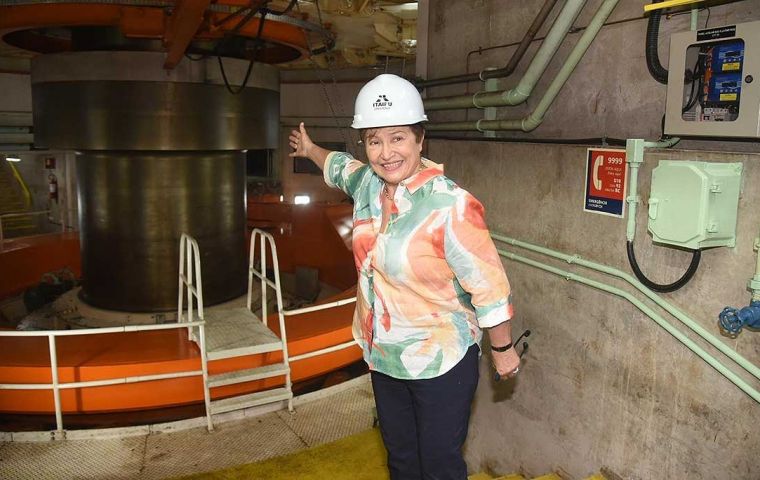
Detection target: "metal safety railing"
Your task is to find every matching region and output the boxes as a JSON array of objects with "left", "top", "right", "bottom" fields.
[
  {"left": 249, "top": 228, "right": 294, "bottom": 411},
  {"left": 177, "top": 233, "right": 213, "bottom": 430},
  {"left": 0, "top": 231, "right": 360, "bottom": 436},
  {"left": 283, "top": 297, "right": 358, "bottom": 362},
  {"left": 0, "top": 209, "right": 71, "bottom": 252},
  {"left": 0, "top": 320, "right": 208, "bottom": 435}
]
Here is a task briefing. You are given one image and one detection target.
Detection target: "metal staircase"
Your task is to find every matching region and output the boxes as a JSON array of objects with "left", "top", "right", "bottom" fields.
[{"left": 177, "top": 230, "right": 293, "bottom": 432}]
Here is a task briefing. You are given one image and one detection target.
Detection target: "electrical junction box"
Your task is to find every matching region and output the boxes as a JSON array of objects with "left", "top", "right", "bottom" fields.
[
  {"left": 648, "top": 161, "right": 742, "bottom": 250},
  {"left": 664, "top": 21, "right": 760, "bottom": 138}
]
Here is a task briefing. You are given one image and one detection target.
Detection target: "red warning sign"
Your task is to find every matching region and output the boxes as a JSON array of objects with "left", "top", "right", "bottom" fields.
[{"left": 583, "top": 148, "right": 627, "bottom": 217}]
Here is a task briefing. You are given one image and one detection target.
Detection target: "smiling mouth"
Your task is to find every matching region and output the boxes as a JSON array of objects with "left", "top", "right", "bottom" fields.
[{"left": 381, "top": 160, "right": 403, "bottom": 171}]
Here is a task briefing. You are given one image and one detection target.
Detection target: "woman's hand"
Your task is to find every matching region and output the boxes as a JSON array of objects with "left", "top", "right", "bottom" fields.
[
  {"left": 288, "top": 122, "right": 315, "bottom": 159},
  {"left": 492, "top": 347, "right": 521, "bottom": 379}
]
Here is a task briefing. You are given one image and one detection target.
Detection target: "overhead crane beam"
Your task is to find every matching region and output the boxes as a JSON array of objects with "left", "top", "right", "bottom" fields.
[{"left": 163, "top": 0, "right": 212, "bottom": 70}]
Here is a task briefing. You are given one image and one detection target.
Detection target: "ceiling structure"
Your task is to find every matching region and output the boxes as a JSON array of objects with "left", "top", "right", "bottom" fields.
[{"left": 0, "top": 0, "right": 419, "bottom": 73}]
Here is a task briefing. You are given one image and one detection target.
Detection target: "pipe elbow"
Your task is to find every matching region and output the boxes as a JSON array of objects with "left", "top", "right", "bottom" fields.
[
  {"left": 521, "top": 114, "right": 543, "bottom": 132},
  {"left": 503, "top": 88, "right": 529, "bottom": 106}
]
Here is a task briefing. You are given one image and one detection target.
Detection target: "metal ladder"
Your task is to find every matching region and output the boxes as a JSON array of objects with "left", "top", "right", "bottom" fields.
[{"left": 178, "top": 230, "right": 293, "bottom": 431}]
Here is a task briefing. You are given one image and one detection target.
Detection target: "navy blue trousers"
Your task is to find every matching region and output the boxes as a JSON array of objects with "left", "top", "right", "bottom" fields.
[{"left": 370, "top": 343, "right": 480, "bottom": 480}]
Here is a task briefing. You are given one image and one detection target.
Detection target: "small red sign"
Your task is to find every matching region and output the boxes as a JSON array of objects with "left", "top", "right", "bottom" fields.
[{"left": 584, "top": 148, "right": 627, "bottom": 217}]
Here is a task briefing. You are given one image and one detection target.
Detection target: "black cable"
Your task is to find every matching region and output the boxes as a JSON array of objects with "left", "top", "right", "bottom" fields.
[
  {"left": 682, "top": 49, "right": 704, "bottom": 113},
  {"left": 646, "top": 0, "right": 669, "bottom": 84},
  {"left": 626, "top": 241, "right": 701, "bottom": 293},
  {"left": 265, "top": 0, "right": 298, "bottom": 16},
  {"left": 217, "top": 4, "right": 268, "bottom": 95}
]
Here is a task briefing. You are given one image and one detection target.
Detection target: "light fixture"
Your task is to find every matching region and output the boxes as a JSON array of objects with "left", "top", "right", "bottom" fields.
[
  {"left": 294, "top": 195, "right": 311, "bottom": 205},
  {"left": 5, "top": 156, "right": 20, "bottom": 162}
]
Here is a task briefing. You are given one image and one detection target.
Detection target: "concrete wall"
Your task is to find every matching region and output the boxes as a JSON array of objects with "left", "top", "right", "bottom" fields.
[
  {"left": 425, "top": 1, "right": 760, "bottom": 479},
  {"left": 279, "top": 81, "right": 363, "bottom": 203},
  {"left": 0, "top": 73, "right": 31, "bottom": 112}
]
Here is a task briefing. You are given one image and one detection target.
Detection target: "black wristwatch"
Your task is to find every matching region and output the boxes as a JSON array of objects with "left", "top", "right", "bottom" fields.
[{"left": 491, "top": 342, "right": 513, "bottom": 353}]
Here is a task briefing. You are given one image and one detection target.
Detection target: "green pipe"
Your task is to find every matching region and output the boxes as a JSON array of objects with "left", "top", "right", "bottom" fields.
[
  {"left": 624, "top": 138, "right": 680, "bottom": 241},
  {"left": 751, "top": 230, "right": 760, "bottom": 302},
  {"left": 491, "top": 232, "right": 760, "bottom": 384},
  {"left": 497, "top": 246, "right": 760, "bottom": 404},
  {"left": 426, "top": 0, "right": 620, "bottom": 132},
  {"left": 423, "top": 0, "right": 587, "bottom": 111},
  {"left": 691, "top": 6, "right": 699, "bottom": 31}
]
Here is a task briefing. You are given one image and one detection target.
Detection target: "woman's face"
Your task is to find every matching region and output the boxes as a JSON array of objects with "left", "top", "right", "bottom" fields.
[{"left": 364, "top": 126, "right": 423, "bottom": 186}]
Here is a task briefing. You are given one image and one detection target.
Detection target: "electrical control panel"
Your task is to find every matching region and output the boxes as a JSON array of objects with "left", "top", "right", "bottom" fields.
[
  {"left": 664, "top": 21, "right": 760, "bottom": 138},
  {"left": 648, "top": 161, "right": 742, "bottom": 250}
]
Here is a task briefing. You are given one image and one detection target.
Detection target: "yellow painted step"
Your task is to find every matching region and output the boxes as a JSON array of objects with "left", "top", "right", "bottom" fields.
[
  {"left": 496, "top": 475, "right": 527, "bottom": 480},
  {"left": 531, "top": 475, "right": 563, "bottom": 480},
  {"left": 584, "top": 475, "right": 608, "bottom": 480},
  {"left": 469, "top": 474, "right": 495, "bottom": 480}
]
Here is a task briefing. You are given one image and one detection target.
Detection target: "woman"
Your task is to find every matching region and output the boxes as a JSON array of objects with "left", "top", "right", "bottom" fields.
[{"left": 289, "top": 74, "right": 519, "bottom": 480}]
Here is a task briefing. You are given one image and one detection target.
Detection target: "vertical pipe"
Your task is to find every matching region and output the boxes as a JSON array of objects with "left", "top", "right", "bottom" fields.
[
  {"left": 48, "top": 335, "right": 64, "bottom": 433},
  {"left": 752, "top": 231, "right": 760, "bottom": 302},
  {"left": 415, "top": 0, "right": 559, "bottom": 89},
  {"left": 424, "top": 0, "right": 588, "bottom": 110},
  {"left": 427, "top": 0, "right": 621, "bottom": 131},
  {"left": 625, "top": 139, "right": 645, "bottom": 242},
  {"left": 515, "top": 0, "right": 620, "bottom": 131},
  {"left": 690, "top": 6, "right": 699, "bottom": 31}
]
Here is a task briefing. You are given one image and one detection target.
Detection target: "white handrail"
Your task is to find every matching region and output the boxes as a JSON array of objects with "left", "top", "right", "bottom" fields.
[
  {"left": 249, "top": 228, "right": 294, "bottom": 412},
  {"left": 0, "top": 320, "right": 205, "bottom": 337},
  {"left": 177, "top": 233, "right": 212, "bottom": 431},
  {"left": 0, "top": 320, "right": 207, "bottom": 435},
  {"left": 290, "top": 341, "right": 358, "bottom": 362},
  {"left": 282, "top": 297, "right": 357, "bottom": 316},
  {"left": 282, "top": 297, "right": 359, "bottom": 362}
]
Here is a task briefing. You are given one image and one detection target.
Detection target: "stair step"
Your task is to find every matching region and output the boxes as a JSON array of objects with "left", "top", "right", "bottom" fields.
[
  {"left": 532, "top": 475, "right": 562, "bottom": 480},
  {"left": 202, "top": 307, "right": 284, "bottom": 361},
  {"left": 209, "top": 387, "right": 292, "bottom": 415},
  {"left": 583, "top": 475, "right": 608, "bottom": 480},
  {"left": 209, "top": 363, "right": 289, "bottom": 388},
  {"left": 496, "top": 475, "right": 526, "bottom": 480},
  {"left": 469, "top": 474, "right": 494, "bottom": 480}
]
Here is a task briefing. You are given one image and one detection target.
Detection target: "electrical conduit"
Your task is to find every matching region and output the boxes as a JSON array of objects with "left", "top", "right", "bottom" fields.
[
  {"left": 494, "top": 245, "right": 760, "bottom": 403},
  {"left": 491, "top": 232, "right": 760, "bottom": 385},
  {"left": 423, "top": 0, "right": 587, "bottom": 111},
  {"left": 415, "top": 0, "right": 559, "bottom": 90},
  {"left": 426, "top": 0, "right": 620, "bottom": 132},
  {"left": 752, "top": 232, "right": 760, "bottom": 302},
  {"left": 625, "top": 138, "right": 702, "bottom": 294}
]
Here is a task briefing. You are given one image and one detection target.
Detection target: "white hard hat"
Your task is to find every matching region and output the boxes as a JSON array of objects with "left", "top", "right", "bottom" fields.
[{"left": 351, "top": 74, "right": 428, "bottom": 129}]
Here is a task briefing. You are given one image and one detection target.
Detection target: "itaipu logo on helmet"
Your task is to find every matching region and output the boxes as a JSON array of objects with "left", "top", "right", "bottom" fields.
[{"left": 372, "top": 94, "right": 392, "bottom": 110}]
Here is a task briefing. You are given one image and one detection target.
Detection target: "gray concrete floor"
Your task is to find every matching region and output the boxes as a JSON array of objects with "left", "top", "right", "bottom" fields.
[{"left": 0, "top": 376, "right": 375, "bottom": 480}]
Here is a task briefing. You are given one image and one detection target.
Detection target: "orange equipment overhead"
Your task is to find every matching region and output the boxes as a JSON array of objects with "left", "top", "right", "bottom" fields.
[{"left": 0, "top": 1, "right": 312, "bottom": 68}]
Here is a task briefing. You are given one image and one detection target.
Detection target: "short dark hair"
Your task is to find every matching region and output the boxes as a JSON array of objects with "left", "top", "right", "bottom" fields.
[{"left": 360, "top": 123, "right": 425, "bottom": 144}]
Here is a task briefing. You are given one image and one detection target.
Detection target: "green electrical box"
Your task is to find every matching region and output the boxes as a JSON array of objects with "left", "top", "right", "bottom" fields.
[{"left": 648, "top": 161, "right": 743, "bottom": 249}]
